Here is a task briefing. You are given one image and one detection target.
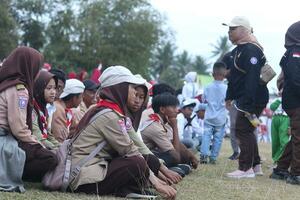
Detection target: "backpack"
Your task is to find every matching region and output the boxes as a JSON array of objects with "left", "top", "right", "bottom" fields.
[{"left": 42, "top": 109, "right": 110, "bottom": 191}]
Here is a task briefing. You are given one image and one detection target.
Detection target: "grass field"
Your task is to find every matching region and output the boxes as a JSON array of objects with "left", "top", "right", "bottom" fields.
[{"left": 1, "top": 138, "right": 300, "bottom": 200}]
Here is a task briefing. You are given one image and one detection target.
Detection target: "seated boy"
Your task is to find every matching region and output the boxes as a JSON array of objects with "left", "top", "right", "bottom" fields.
[
  {"left": 177, "top": 99, "right": 202, "bottom": 149},
  {"left": 140, "top": 93, "right": 198, "bottom": 171}
]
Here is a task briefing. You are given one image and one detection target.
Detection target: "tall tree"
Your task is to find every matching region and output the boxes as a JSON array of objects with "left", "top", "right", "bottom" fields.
[
  {"left": 211, "top": 35, "right": 232, "bottom": 61},
  {"left": 12, "top": 0, "right": 47, "bottom": 51},
  {"left": 43, "top": 1, "right": 77, "bottom": 70},
  {"left": 76, "top": 0, "right": 163, "bottom": 77},
  {"left": 0, "top": 0, "right": 18, "bottom": 59},
  {"left": 151, "top": 41, "right": 176, "bottom": 80},
  {"left": 175, "top": 50, "right": 192, "bottom": 78},
  {"left": 192, "top": 55, "right": 209, "bottom": 75}
]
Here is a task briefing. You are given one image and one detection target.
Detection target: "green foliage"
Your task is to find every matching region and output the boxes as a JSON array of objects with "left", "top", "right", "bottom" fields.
[
  {"left": 2, "top": 0, "right": 217, "bottom": 85},
  {"left": 0, "top": 0, "right": 18, "bottom": 59},
  {"left": 75, "top": 0, "right": 162, "bottom": 77},
  {"left": 211, "top": 35, "right": 232, "bottom": 61}
]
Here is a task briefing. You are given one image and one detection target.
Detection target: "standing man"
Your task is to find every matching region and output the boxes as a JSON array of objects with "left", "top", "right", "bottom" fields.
[
  {"left": 223, "top": 16, "right": 269, "bottom": 178},
  {"left": 270, "top": 21, "right": 300, "bottom": 185}
]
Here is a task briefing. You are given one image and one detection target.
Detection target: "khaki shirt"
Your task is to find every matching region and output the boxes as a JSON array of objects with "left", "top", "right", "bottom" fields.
[
  {"left": 70, "top": 110, "right": 141, "bottom": 190},
  {"left": 52, "top": 100, "right": 77, "bottom": 143},
  {"left": 32, "top": 109, "right": 60, "bottom": 149},
  {"left": 0, "top": 85, "right": 37, "bottom": 143},
  {"left": 141, "top": 115, "right": 174, "bottom": 153},
  {"left": 72, "top": 101, "right": 88, "bottom": 122}
]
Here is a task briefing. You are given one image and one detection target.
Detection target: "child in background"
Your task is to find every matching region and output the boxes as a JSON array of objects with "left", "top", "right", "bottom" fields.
[
  {"left": 200, "top": 62, "right": 228, "bottom": 164},
  {"left": 270, "top": 85, "right": 290, "bottom": 164}
]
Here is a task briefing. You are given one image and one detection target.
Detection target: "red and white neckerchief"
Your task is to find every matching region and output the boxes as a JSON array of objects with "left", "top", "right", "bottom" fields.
[
  {"left": 33, "top": 100, "right": 48, "bottom": 139},
  {"left": 65, "top": 108, "right": 73, "bottom": 130},
  {"left": 149, "top": 113, "right": 160, "bottom": 122}
]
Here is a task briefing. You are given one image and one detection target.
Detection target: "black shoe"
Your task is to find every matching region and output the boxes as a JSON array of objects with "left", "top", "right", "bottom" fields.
[
  {"left": 269, "top": 168, "right": 290, "bottom": 180},
  {"left": 286, "top": 175, "right": 300, "bottom": 185},
  {"left": 200, "top": 155, "right": 208, "bottom": 164},
  {"left": 169, "top": 166, "right": 185, "bottom": 177},
  {"left": 177, "top": 164, "right": 192, "bottom": 175},
  {"left": 228, "top": 152, "right": 239, "bottom": 160}
]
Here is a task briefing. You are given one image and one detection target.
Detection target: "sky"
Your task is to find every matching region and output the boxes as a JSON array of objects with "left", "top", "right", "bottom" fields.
[{"left": 150, "top": 0, "right": 300, "bottom": 91}]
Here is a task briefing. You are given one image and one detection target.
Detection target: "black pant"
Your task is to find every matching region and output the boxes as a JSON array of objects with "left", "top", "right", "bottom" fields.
[
  {"left": 235, "top": 107, "right": 263, "bottom": 171},
  {"left": 18, "top": 142, "right": 58, "bottom": 181},
  {"left": 143, "top": 154, "right": 160, "bottom": 176},
  {"left": 75, "top": 156, "right": 149, "bottom": 197}
]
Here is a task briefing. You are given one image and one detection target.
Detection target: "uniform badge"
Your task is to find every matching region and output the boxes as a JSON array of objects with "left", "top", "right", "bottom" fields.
[
  {"left": 250, "top": 57, "right": 258, "bottom": 65},
  {"left": 118, "top": 119, "right": 127, "bottom": 134},
  {"left": 292, "top": 52, "right": 300, "bottom": 58},
  {"left": 18, "top": 96, "right": 28, "bottom": 109},
  {"left": 125, "top": 117, "right": 133, "bottom": 130}
]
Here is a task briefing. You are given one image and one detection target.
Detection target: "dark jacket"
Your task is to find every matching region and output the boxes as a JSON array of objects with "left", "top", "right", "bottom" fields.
[
  {"left": 225, "top": 43, "right": 269, "bottom": 113},
  {"left": 281, "top": 46, "right": 300, "bottom": 110}
]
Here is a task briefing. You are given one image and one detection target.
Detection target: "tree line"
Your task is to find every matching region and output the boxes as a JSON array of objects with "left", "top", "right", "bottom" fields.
[{"left": 0, "top": 0, "right": 231, "bottom": 89}]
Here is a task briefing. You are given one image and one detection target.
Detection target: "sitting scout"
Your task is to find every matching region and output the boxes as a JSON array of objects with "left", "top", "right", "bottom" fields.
[
  {"left": 69, "top": 66, "right": 176, "bottom": 199},
  {"left": 0, "top": 47, "right": 57, "bottom": 192},
  {"left": 32, "top": 70, "right": 60, "bottom": 149},
  {"left": 51, "top": 79, "right": 85, "bottom": 142},
  {"left": 140, "top": 93, "right": 198, "bottom": 172}
]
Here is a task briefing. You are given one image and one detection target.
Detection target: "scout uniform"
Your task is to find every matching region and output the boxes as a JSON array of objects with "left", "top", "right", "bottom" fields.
[
  {"left": 72, "top": 101, "right": 88, "bottom": 122},
  {"left": 32, "top": 109, "right": 60, "bottom": 149},
  {"left": 52, "top": 100, "right": 77, "bottom": 143},
  {"left": 0, "top": 84, "right": 37, "bottom": 143},
  {"left": 140, "top": 114, "right": 174, "bottom": 154},
  {"left": 70, "top": 109, "right": 141, "bottom": 191}
]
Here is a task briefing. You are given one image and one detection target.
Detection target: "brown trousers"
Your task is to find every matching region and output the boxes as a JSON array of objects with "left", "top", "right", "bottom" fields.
[
  {"left": 75, "top": 156, "right": 150, "bottom": 197},
  {"left": 277, "top": 108, "right": 300, "bottom": 175},
  {"left": 235, "top": 107, "right": 264, "bottom": 171},
  {"left": 18, "top": 142, "right": 58, "bottom": 181}
]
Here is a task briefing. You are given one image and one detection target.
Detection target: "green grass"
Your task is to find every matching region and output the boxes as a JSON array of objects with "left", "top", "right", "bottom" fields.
[{"left": 1, "top": 139, "right": 300, "bottom": 200}]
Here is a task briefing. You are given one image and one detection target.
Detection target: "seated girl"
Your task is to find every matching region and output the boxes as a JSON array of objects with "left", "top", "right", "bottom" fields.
[
  {"left": 69, "top": 66, "right": 176, "bottom": 199},
  {"left": 33, "top": 70, "right": 60, "bottom": 149}
]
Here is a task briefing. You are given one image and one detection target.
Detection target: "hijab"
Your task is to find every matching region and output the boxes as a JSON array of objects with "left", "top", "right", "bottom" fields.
[
  {"left": 285, "top": 21, "right": 300, "bottom": 48},
  {"left": 0, "top": 46, "right": 43, "bottom": 130},
  {"left": 128, "top": 84, "right": 149, "bottom": 131},
  {"left": 34, "top": 70, "right": 57, "bottom": 110},
  {"left": 72, "top": 83, "right": 129, "bottom": 138}
]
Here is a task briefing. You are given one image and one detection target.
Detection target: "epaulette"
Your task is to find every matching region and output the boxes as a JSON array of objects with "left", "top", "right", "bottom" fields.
[{"left": 16, "top": 84, "right": 26, "bottom": 91}]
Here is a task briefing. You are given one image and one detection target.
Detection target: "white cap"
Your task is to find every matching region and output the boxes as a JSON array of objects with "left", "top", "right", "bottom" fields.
[
  {"left": 180, "top": 98, "right": 198, "bottom": 109},
  {"left": 222, "top": 16, "right": 251, "bottom": 31},
  {"left": 99, "top": 66, "right": 146, "bottom": 88},
  {"left": 60, "top": 79, "right": 85, "bottom": 98},
  {"left": 135, "top": 74, "right": 152, "bottom": 90}
]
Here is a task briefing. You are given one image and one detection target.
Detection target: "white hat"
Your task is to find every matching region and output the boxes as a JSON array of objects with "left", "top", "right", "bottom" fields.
[
  {"left": 99, "top": 66, "right": 146, "bottom": 88},
  {"left": 60, "top": 79, "right": 85, "bottom": 98},
  {"left": 134, "top": 74, "right": 152, "bottom": 90},
  {"left": 222, "top": 16, "right": 251, "bottom": 31},
  {"left": 181, "top": 98, "right": 198, "bottom": 109}
]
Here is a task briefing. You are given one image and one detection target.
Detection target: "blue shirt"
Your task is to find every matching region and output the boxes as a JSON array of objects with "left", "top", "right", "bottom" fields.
[{"left": 203, "top": 80, "right": 227, "bottom": 126}]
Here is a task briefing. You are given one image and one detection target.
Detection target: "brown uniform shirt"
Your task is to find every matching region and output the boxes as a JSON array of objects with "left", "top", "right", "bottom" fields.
[
  {"left": 0, "top": 85, "right": 37, "bottom": 143},
  {"left": 70, "top": 110, "right": 141, "bottom": 190},
  {"left": 72, "top": 101, "right": 88, "bottom": 122},
  {"left": 141, "top": 114, "right": 174, "bottom": 153},
  {"left": 52, "top": 100, "right": 77, "bottom": 143}
]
